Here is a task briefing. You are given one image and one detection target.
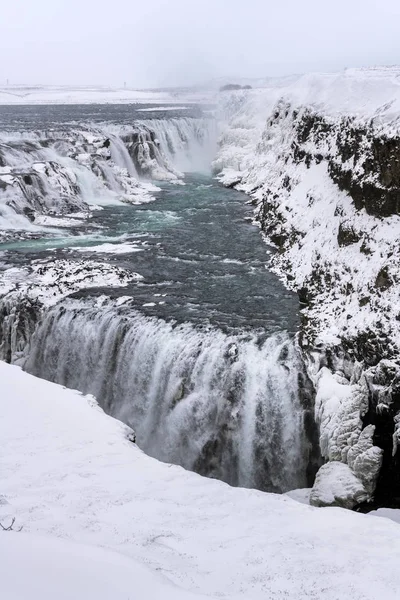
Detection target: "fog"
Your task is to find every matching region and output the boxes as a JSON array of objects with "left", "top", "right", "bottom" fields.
[{"left": 1, "top": 0, "right": 400, "bottom": 88}]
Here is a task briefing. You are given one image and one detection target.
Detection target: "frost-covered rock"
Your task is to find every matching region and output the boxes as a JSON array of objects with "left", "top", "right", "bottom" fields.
[
  {"left": 347, "top": 425, "right": 383, "bottom": 494},
  {"left": 314, "top": 367, "right": 366, "bottom": 463},
  {"left": 0, "top": 259, "right": 142, "bottom": 363},
  {"left": 310, "top": 461, "right": 369, "bottom": 508}
]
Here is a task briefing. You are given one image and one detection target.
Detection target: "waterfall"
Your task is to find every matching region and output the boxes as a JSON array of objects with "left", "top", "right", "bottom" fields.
[
  {"left": 0, "top": 116, "right": 216, "bottom": 232},
  {"left": 24, "top": 298, "right": 309, "bottom": 493},
  {"left": 138, "top": 117, "right": 217, "bottom": 174},
  {"left": 108, "top": 134, "right": 139, "bottom": 177}
]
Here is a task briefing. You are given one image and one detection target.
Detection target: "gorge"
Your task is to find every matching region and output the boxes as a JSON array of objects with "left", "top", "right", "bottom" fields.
[{"left": 2, "top": 70, "right": 400, "bottom": 511}]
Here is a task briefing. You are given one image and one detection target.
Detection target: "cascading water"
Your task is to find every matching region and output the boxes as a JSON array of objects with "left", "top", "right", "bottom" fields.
[
  {"left": 0, "top": 115, "right": 216, "bottom": 233},
  {"left": 0, "top": 105, "right": 318, "bottom": 495},
  {"left": 25, "top": 299, "right": 309, "bottom": 492},
  {"left": 138, "top": 117, "right": 217, "bottom": 173}
]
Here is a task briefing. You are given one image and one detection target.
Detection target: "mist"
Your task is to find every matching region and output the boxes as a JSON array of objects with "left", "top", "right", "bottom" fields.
[{"left": 1, "top": 0, "right": 400, "bottom": 88}]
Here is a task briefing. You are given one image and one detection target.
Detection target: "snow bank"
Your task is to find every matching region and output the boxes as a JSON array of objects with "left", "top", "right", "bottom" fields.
[
  {"left": 369, "top": 508, "right": 400, "bottom": 525},
  {"left": 2, "top": 361, "right": 400, "bottom": 599},
  {"left": 0, "top": 531, "right": 206, "bottom": 600}
]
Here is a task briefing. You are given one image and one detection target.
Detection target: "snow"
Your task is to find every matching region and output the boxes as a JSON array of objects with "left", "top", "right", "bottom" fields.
[
  {"left": 2, "top": 360, "right": 400, "bottom": 599},
  {"left": 310, "top": 462, "right": 368, "bottom": 509},
  {"left": 137, "top": 106, "right": 191, "bottom": 112},
  {"left": 284, "top": 488, "right": 311, "bottom": 505},
  {"left": 74, "top": 242, "right": 145, "bottom": 254},
  {"left": 0, "top": 85, "right": 174, "bottom": 105},
  {"left": 369, "top": 508, "right": 400, "bottom": 525},
  {"left": 1, "top": 531, "right": 206, "bottom": 600},
  {"left": 0, "top": 259, "right": 142, "bottom": 306},
  {"left": 34, "top": 215, "right": 87, "bottom": 228},
  {"left": 314, "top": 367, "right": 365, "bottom": 461}
]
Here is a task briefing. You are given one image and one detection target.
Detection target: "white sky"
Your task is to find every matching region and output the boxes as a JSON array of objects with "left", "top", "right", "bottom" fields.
[{"left": 1, "top": 0, "right": 400, "bottom": 88}]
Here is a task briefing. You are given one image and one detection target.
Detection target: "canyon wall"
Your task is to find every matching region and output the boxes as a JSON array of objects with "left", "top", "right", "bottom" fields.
[{"left": 214, "top": 68, "right": 400, "bottom": 507}]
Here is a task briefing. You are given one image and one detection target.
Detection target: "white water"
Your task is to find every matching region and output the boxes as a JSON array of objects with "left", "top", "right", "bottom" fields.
[
  {"left": 25, "top": 300, "right": 309, "bottom": 492},
  {"left": 139, "top": 117, "right": 217, "bottom": 174},
  {"left": 0, "top": 111, "right": 312, "bottom": 494},
  {"left": 0, "top": 117, "right": 215, "bottom": 232},
  {"left": 108, "top": 134, "right": 139, "bottom": 177}
]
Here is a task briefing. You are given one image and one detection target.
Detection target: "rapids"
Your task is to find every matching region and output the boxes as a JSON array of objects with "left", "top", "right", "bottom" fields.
[{"left": 0, "top": 105, "right": 318, "bottom": 492}]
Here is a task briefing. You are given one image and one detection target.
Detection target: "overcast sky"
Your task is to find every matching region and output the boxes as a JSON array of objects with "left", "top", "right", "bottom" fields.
[{"left": 1, "top": 0, "right": 400, "bottom": 88}]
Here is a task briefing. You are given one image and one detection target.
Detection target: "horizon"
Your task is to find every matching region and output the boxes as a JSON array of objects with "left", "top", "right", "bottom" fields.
[{"left": 2, "top": 63, "right": 400, "bottom": 92}]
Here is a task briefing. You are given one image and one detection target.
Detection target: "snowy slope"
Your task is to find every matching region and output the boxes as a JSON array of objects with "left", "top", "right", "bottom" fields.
[{"left": 2, "top": 361, "right": 400, "bottom": 599}]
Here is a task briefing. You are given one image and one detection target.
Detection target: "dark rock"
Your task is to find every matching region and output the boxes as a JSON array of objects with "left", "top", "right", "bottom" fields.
[
  {"left": 375, "top": 266, "right": 393, "bottom": 290},
  {"left": 360, "top": 240, "right": 373, "bottom": 255},
  {"left": 220, "top": 84, "right": 244, "bottom": 92},
  {"left": 337, "top": 222, "right": 362, "bottom": 247},
  {"left": 297, "top": 287, "right": 309, "bottom": 306}
]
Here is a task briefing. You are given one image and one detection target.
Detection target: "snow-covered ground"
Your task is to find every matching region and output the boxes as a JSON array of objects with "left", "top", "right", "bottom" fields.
[
  {"left": 0, "top": 84, "right": 214, "bottom": 105},
  {"left": 1, "top": 531, "right": 207, "bottom": 600},
  {"left": 2, "top": 360, "right": 400, "bottom": 600},
  {"left": 0, "top": 85, "right": 173, "bottom": 105}
]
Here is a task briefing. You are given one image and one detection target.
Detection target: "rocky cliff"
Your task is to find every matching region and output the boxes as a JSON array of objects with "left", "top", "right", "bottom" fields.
[{"left": 214, "top": 68, "right": 400, "bottom": 508}]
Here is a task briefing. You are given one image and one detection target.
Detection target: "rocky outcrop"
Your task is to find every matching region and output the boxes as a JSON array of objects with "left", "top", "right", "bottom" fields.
[{"left": 0, "top": 259, "right": 141, "bottom": 363}]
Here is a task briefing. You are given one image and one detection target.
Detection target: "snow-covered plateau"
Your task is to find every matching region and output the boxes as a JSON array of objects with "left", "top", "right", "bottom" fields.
[
  {"left": 0, "top": 84, "right": 214, "bottom": 105},
  {"left": 2, "top": 360, "right": 400, "bottom": 600}
]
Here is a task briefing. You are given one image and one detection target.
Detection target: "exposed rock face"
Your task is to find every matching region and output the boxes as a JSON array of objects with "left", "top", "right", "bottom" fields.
[
  {"left": 330, "top": 123, "right": 400, "bottom": 217},
  {"left": 215, "top": 71, "right": 400, "bottom": 507}
]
